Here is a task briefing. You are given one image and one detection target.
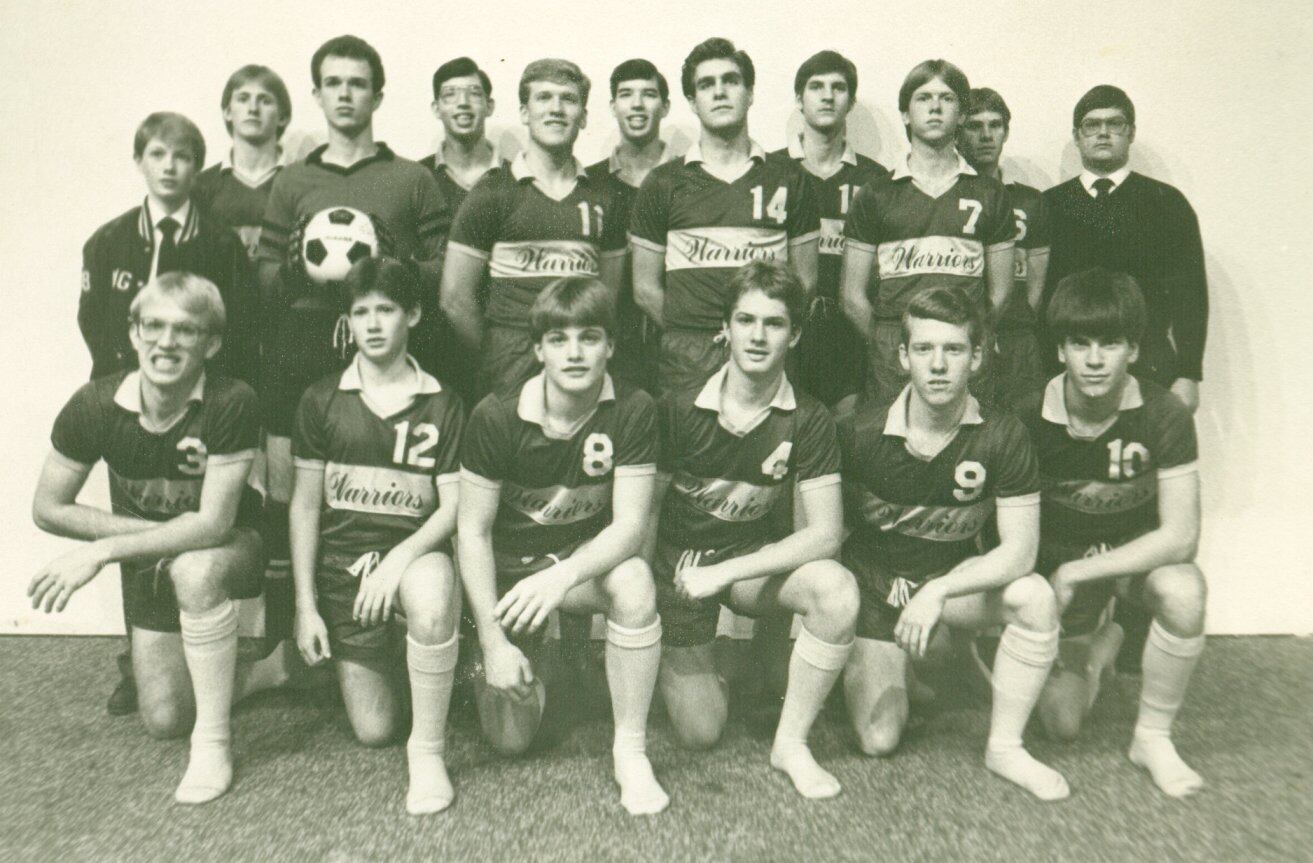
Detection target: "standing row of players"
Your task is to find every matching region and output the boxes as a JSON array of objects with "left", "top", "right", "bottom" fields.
[{"left": 39, "top": 34, "right": 1207, "bottom": 812}]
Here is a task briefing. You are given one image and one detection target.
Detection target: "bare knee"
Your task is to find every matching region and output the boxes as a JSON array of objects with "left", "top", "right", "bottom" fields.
[
  {"left": 604, "top": 558, "right": 658, "bottom": 628},
  {"left": 798, "top": 562, "right": 859, "bottom": 636},
  {"left": 670, "top": 705, "right": 726, "bottom": 750},
  {"left": 350, "top": 715, "right": 398, "bottom": 748},
  {"left": 1038, "top": 680, "right": 1085, "bottom": 742},
  {"left": 1145, "top": 564, "right": 1206, "bottom": 634},
  {"left": 169, "top": 551, "right": 228, "bottom": 612},
  {"left": 1003, "top": 573, "right": 1057, "bottom": 631},
  {"left": 141, "top": 702, "right": 192, "bottom": 740},
  {"left": 855, "top": 720, "right": 903, "bottom": 757}
]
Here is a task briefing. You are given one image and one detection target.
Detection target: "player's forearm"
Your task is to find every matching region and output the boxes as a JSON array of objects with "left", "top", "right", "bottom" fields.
[
  {"left": 986, "top": 247, "right": 1014, "bottom": 322},
  {"left": 1061, "top": 526, "right": 1198, "bottom": 588},
  {"left": 257, "top": 260, "right": 289, "bottom": 309},
  {"left": 932, "top": 537, "right": 1036, "bottom": 599},
  {"left": 788, "top": 239, "right": 819, "bottom": 298},
  {"left": 389, "top": 496, "right": 459, "bottom": 562},
  {"left": 718, "top": 521, "right": 842, "bottom": 586},
  {"left": 288, "top": 498, "right": 321, "bottom": 608},
  {"left": 440, "top": 284, "right": 484, "bottom": 351},
  {"left": 633, "top": 276, "right": 664, "bottom": 328},
  {"left": 455, "top": 531, "right": 506, "bottom": 646},
  {"left": 840, "top": 260, "right": 877, "bottom": 341},
  {"left": 1026, "top": 250, "right": 1049, "bottom": 312},
  {"left": 33, "top": 502, "right": 153, "bottom": 543},
  {"left": 558, "top": 518, "right": 646, "bottom": 587},
  {"left": 94, "top": 510, "right": 237, "bottom": 568}
]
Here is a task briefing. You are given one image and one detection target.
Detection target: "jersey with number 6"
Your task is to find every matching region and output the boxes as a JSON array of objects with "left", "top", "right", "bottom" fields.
[
  {"left": 998, "top": 180, "right": 1050, "bottom": 331},
  {"left": 628, "top": 146, "right": 820, "bottom": 331},
  {"left": 461, "top": 374, "right": 657, "bottom": 557},
  {"left": 1016, "top": 374, "right": 1197, "bottom": 554},
  {"left": 293, "top": 358, "right": 465, "bottom": 556},
  {"left": 843, "top": 158, "right": 1013, "bottom": 320},
  {"left": 839, "top": 386, "right": 1039, "bottom": 584}
]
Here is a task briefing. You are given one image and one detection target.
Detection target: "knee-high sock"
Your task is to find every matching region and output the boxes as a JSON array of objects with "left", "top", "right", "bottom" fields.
[
  {"left": 1130, "top": 620, "right": 1205, "bottom": 796},
  {"left": 177, "top": 600, "right": 239, "bottom": 803},
  {"left": 406, "top": 631, "right": 459, "bottom": 814},
  {"left": 986, "top": 624, "right": 1069, "bottom": 801},
  {"left": 771, "top": 626, "right": 853, "bottom": 799},
  {"left": 606, "top": 619, "right": 667, "bottom": 815}
]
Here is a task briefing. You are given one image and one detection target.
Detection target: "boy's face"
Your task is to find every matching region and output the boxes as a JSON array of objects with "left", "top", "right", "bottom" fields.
[
  {"left": 129, "top": 293, "right": 219, "bottom": 389},
  {"left": 903, "top": 76, "right": 961, "bottom": 145},
  {"left": 1059, "top": 335, "right": 1138, "bottom": 400},
  {"left": 535, "top": 324, "right": 612, "bottom": 395},
  {"left": 900, "top": 315, "right": 980, "bottom": 408},
  {"left": 1074, "top": 107, "right": 1134, "bottom": 172},
  {"left": 347, "top": 290, "right": 417, "bottom": 365},
  {"left": 315, "top": 55, "right": 382, "bottom": 134},
  {"left": 137, "top": 137, "right": 198, "bottom": 205},
  {"left": 726, "top": 289, "right": 798, "bottom": 378},
  {"left": 959, "top": 109, "right": 1009, "bottom": 170},
  {"left": 433, "top": 73, "right": 493, "bottom": 142},
  {"left": 521, "top": 80, "right": 586, "bottom": 150},
  {"left": 611, "top": 78, "right": 668, "bottom": 144},
  {"left": 691, "top": 58, "right": 752, "bottom": 133},
  {"left": 225, "top": 81, "right": 285, "bottom": 144},
  {"left": 798, "top": 72, "right": 852, "bottom": 133}
]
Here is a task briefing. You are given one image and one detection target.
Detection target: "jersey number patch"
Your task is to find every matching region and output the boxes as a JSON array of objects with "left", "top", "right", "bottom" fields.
[
  {"left": 761, "top": 441, "right": 793, "bottom": 480},
  {"left": 1012, "top": 208, "right": 1028, "bottom": 242},
  {"left": 952, "top": 460, "right": 986, "bottom": 502},
  {"left": 176, "top": 437, "right": 208, "bottom": 476},
  {"left": 392, "top": 421, "right": 439, "bottom": 470},
  {"left": 959, "top": 199, "right": 983, "bottom": 235},
  {"left": 577, "top": 202, "right": 603, "bottom": 237},
  {"left": 1106, "top": 439, "right": 1149, "bottom": 480},
  {"left": 751, "top": 186, "right": 788, "bottom": 224},
  {"left": 582, "top": 433, "right": 614, "bottom": 477}
]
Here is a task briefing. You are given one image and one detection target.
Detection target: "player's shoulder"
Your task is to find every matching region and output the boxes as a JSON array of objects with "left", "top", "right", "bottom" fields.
[
  {"left": 980, "top": 402, "right": 1031, "bottom": 449},
  {"left": 853, "top": 152, "right": 890, "bottom": 179},
  {"left": 1127, "top": 172, "right": 1193, "bottom": 209},
  {"left": 1138, "top": 377, "right": 1194, "bottom": 426},
  {"left": 793, "top": 387, "right": 835, "bottom": 427},
  {"left": 76, "top": 371, "right": 128, "bottom": 411},
  {"left": 470, "top": 383, "right": 520, "bottom": 426},
  {"left": 1006, "top": 180, "right": 1042, "bottom": 204},
  {"left": 1043, "top": 176, "right": 1084, "bottom": 201},
  {"left": 961, "top": 170, "right": 1007, "bottom": 197},
  {"left": 613, "top": 378, "right": 656, "bottom": 411},
  {"left": 417, "top": 153, "right": 437, "bottom": 172},
  {"left": 86, "top": 207, "right": 141, "bottom": 249},
  {"left": 838, "top": 395, "right": 891, "bottom": 443},
  {"left": 643, "top": 157, "right": 685, "bottom": 187},
  {"left": 1009, "top": 383, "right": 1048, "bottom": 429},
  {"left": 585, "top": 157, "right": 613, "bottom": 184},
  {"left": 205, "top": 373, "right": 258, "bottom": 408}
]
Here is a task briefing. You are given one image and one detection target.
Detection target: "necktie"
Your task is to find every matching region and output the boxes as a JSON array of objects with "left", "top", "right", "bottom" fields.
[
  {"left": 156, "top": 216, "right": 180, "bottom": 275},
  {"left": 1092, "top": 178, "right": 1114, "bottom": 202}
]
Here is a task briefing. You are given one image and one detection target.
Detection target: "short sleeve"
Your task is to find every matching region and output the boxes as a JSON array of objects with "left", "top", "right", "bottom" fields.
[
  {"left": 794, "top": 401, "right": 841, "bottom": 486},
  {"left": 50, "top": 383, "right": 103, "bottom": 467},
  {"left": 981, "top": 181, "right": 1015, "bottom": 249},
  {"left": 843, "top": 183, "right": 881, "bottom": 252},
  {"left": 599, "top": 184, "right": 628, "bottom": 254},
  {"left": 414, "top": 170, "right": 452, "bottom": 261},
  {"left": 292, "top": 385, "right": 329, "bottom": 465},
  {"left": 258, "top": 171, "right": 296, "bottom": 264},
  {"left": 992, "top": 415, "right": 1040, "bottom": 503},
  {"left": 460, "top": 397, "right": 512, "bottom": 482},
  {"left": 1025, "top": 192, "right": 1050, "bottom": 251},
  {"left": 786, "top": 167, "right": 821, "bottom": 241},
  {"left": 447, "top": 177, "right": 503, "bottom": 260},
  {"left": 628, "top": 170, "right": 671, "bottom": 252},
  {"left": 613, "top": 391, "right": 658, "bottom": 471},
  {"left": 1152, "top": 394, "right": 1199, "bottom": 478},
  {"left": 432, "top": 394, "right": 466, "bottom": 479},
  {"left": 205, "top": 381, "right": 261, "bottom": 462}
]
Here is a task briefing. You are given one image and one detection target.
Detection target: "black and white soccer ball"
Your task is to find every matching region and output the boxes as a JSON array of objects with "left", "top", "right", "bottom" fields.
[{"left": 301, "top": 207, "right": 379, "bottom": 285}]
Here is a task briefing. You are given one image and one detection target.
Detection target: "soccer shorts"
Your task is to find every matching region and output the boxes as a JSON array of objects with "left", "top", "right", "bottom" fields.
[
  {"left": 476, "top": 324, "right": 541, "bottom": 399},
  {"left": 657, "top": 328, "right": 728, "bottom": 397},
  {"left": 843, "top": 547, "right": 950, "bottom": 642},
  {"left": 652, "top": 539, "right": 766, "bottom": 647},
  {"left": 994, "top": 329, "right": 1045, "bottom": 413},
  {"left": 864, "top": 321, "right": 997, "bottom": 410},
  {"left": 796, "top": 296, "right": 863, "bottom": 407},
  {"left": 262, "top": 303, "right": 354, "bottom": 435},
  {"left": 121, "top": 527, "right": 265, "bottom": 634},
  {"left": 1038, "top": 538, "right": 1145, "bottom": 638}
]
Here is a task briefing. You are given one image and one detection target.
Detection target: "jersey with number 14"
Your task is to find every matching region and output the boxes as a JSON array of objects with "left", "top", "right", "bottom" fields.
[{"left": 628, "top": 148, "right": 819, "bottom": 331}]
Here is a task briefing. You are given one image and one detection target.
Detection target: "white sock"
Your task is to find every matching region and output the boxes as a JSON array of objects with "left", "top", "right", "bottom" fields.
[
  {"left": 406, "top": 631, "right": 459, "bottom": 815},
  {"left": 770, "top": 626, "right": 852, "bottom": 800},
  {"left": 986, "top": 624, "right": 1070, "bottom": 801},
  {"left": 176, "top": 601, "right": 238, "bottom": 804},
  {"left": 1130, "top": 620, "right": 1205, "bottom": 797},
  {"left": 606, "top": 619, "right": 668, "bottom": 816}
]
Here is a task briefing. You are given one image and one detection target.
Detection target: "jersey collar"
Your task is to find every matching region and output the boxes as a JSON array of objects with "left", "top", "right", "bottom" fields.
[
  {"left": 785, "top": 134, "right": 857, "bottom": 166},
  {"left": 432, "top": 139, "right": 502, "bottom": 170},
  {"left": 509, "top": 151, "right": 588, "bottom": 183},
  {"left": 683, "top": 139, "right": 767, "bottom": 165},
  {"left": 114, "top": 370, "right": 206, "bottom": 432},
  {"left": 1041, "top": 372, "right": 1143, "bottom": 425},
  {"left": 890, "top": 150, "right": 976, "bottom": 180},
  {"left": 305, "top": 142, "right": 396, "bottom": 174},
  {"left": 607, "top": 140, "right": 672, "bottom": 175},
  {"left": 137, "top": 198, "right": 199, "bottom": 244},
  {"left": 338, "top": 353, "right": 441, "bottom": 395},
  {"left": 517, "top": 370, "right": 616, "bottom": 439},
  {"left": 217, "top": 148, "right": 288, "bottom": 187},
  {"left": 694, "top": 363, "right": 797, "bottom": 436},
  {"left": 882, "top": 383, "right": 983, "bottom": 438}
]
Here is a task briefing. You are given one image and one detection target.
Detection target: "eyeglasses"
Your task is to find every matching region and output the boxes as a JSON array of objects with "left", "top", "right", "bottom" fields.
[
  {"left": 1078, "top": 117, "right": 1130, "bottom": 137},
  {"left": 437, "top": 86, "right": 487, "bottom": 105},
  {"left": 135, "top": 317, "right": 207, "bottom": 346}
]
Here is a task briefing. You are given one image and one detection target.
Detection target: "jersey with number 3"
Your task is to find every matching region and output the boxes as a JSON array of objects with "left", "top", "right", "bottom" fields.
[
  {"left": 839, "top": 394, "right": 1039, "bottom": 583},
  {"left": 843, "top": 169, "right": 1013, "bottom": 320},
  {"left": 461, "top": 378, "right": 657, "bottom": 557},
  {"left": 293, "top": 366, "right": 465, "bottom": 556}
]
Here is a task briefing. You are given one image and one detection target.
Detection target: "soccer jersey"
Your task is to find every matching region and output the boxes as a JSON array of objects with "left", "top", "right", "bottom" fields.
[
  {"left": 1017, "top": 374, "right": 1198, "bottom": 554},
  {"left": 447, "top": 153, "right": 627, "bottom": 329},
  {"left": 50, "top": 371, "right": 261, "bottom": 526},
  {"left": 629, "top": 142, "right": 820, "bottom": 331},
  {"left": 292, "top": 355, "right": 464, "bottom": 557},
  {"left": 774, "top": 138, "right": 888, "bottom": 300},
  {"left": 998, "top": 180, "right": 1050, "bottom": 331},
  {"left": 840, "top": 385, "right": 1039, "bottom": 588},
  {"left": 194, "top": 157, "right": 284, "bottom": 260},
  {"left": 461, "top": 373, "right": 657, "bottom": 557},
  {"left": 419, "top": 147, "right": 508, "bottom": 216},
  {"left": 79, "top": 201, "right": 259, "bottom": 384},
  {"left": 657, "top": 365, "right": 840, "bottom": 555},
  {"left": 843, "top": 152, "right": 1014, "bottom": 320}
]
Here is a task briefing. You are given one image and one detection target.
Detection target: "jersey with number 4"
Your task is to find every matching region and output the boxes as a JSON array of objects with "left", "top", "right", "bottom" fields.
[
  {"left": 461, "top": 377, "right": 657, "bottom": 557},
  {"left": 628, "top": 150, "right": 819, "bottom": 331},
  {"left": 843, "top": 165, "right": 1013, "bottom": 320},
  {"left": 1016, "top": 375, "right": 1197, "bottom": 554},
  {"left": 293, "top": 362, "right": 464, "bottom": 556},
  {"left": 999, "top": 181, "right": 1050, "bottom": 330},
  {"left": 839, "top": 390, "right": 1039, "bottom": 584}
]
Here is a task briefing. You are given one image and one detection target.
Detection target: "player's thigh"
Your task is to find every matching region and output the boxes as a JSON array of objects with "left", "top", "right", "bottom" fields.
[
  {"left": 844, "top": 637, "right": 909, "bottom": 755},
  {"left": 397, "top": 551, "right": 460, "bottom": 640},
  {"left": 730, "top": 559, "right": 858, "bottom": 627},
  {"left": 169, "top": 527, "right": 264, "bottom": 607},
  {"left": 560, "top": 557, "right": 658, "bottom": 623},
  {"left": 659, "top": 642, "right": 728, "bottom": 749},
  {"left": 335, "top": 655, "right": 401, "bottom": 747},
  {"left": 940, "top": 573, "right": 1056, "bottom": 632},
  {"left": 131, "top": 627, "right": 194, "bottom": 739}
]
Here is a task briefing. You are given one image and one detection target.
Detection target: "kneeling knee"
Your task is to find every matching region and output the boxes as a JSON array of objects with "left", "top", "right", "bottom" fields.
[
  {"left": 351, "top": 717, "right": 397, "bottom": 748},
  {"left": 1039, "top": 700, "right": 1084, "bottom": 742},
  {"left": 672, "top": 715, "right": 725, "bottom": 751},
  {"left": 141, "top": 704, "right": 192, "bottom": 740},
  {"left": 855, "top": 722, "right": 903, "bottom": 757}
]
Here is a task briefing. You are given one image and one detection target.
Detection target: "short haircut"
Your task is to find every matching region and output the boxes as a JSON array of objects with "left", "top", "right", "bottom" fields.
[
  {"left": 220, "top": 65, "right": 292, "bottom": 137},
  {"left": 897, "top": 59, "right": 970, "bottom": 113},
  {"left": 965, "top": 87, "right": 1011, "bottom": 126},
  {"left": 610, "top": 58, "right": 669, "bottom": 102},
  {"left": 432, "top": 56, "right": 492, "bottom": 100},
  {"left": 130, "top": 271, "right": 226, "bottom": 333},
  {"left": 519, "top": 58, "right": 590, "bottom": 105},
  {"left": 1046, "top": 267, "right": 1147, "bottom": 345},
  {"left": 133, "top": 112, "right": 206, "bottom": 167},
  {"left": 341, "top": 256, "right": 422, "bottom": 313},
  {"left": 312, "top": 35, "right": 385, "bottom": 91},
  {"left": 681, "top": 37, "right": 755, "bottom": 99},
  {"left": 794, "top": 50, "right": 858, "bottom": 98},
  {"left": 529, "top": 276, "right": 616, "bottom": 340},
  {"left": 1073, "top": 84, "right": 1135, "bottom": 128},
  {"left": 900, "top": 286, "right": 983, "bottom": 348},
  {"left": 724, "top": 260, "right": 806, "bottom": 329}
]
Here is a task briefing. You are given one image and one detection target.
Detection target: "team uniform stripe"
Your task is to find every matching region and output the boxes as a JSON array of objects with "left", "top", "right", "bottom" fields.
[
  {"left": 447, "top": 241, "right": 490, "bottom": 262},
  {"left": 797, "top": 473, "right": 841, "bottom": 492}
]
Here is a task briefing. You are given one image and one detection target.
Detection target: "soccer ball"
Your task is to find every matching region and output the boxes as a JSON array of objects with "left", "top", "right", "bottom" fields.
[{"left": 301, "top": 207, "right": 379, "bottom": 285}]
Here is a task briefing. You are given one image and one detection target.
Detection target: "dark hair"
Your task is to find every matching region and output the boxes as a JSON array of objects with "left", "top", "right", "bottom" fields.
[
  {"left": 610, "top": 58, "right": 669, "bottom": 102},
  {"left": 724, "top": 260, "right": 806, "bottom": 329},
  {"left": 900, "top": 286, "right": 983, "bottom": 347},
  {"left": 312, "top": 35, "right": 385, "bottom": 91},
  {"left": 965, "top": 87, "right": 1010, "bottom": 126},
  {"left": 681, "top": 37, "right": 755, "bottom": 99},
  {"left": 519, "top": 58, "right": 590, "bottom": 105},
  {"left": 432, "top": 56, "right": 492, "bottom": 100},
  {"left": 794, "top": 50, "right": 857, "bottom": 98},
  {"left": 897, "top": 59, "right": 970, "bottom": 112},
  {"left": 529, "top": 277, "right": 616, "bottom": 340},
  {"left": 1073, "top": 84, "right": 1135, "bottom": 128},
  {"left": 1046, "top": 267, "right": 1147, "bottom": 345},
  {"left": 341, "top": 256, "right": 421, "bottom": 313},
  {"left": 221, "top": 65, "right": 292, "bottom": 138},
  {"left": 133, "top": 112, "right": 205, "bottom": 167}
]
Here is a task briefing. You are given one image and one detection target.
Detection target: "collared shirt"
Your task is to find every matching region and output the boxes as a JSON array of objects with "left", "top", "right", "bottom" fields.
[
  {"left": 1079, "top": 165, "right": 1132, "bottom": 197},
  {"left": 430, "top": 140, "right": 503, "bottom": 189},
  {"left": 338, "top": 354, "right": 442, "bottom": 419},
  {"left": 217, "top": 147, "right": 289, "bottom": 189},
  {"left": 683, "top": 139, "right": 768, "bottom": 183},
  {"left": 517, "top": 370, "right": 617, "bottom": 440},
  {"left": 1041, "top": 372, "right": 1143, "bottom": 426},
  {"left": 785, "top": 135, "right": 857, "bottom": 180},
  {"left": 882, "top": 383, "right": 984, "bottom": 438},
  {"left": 143, "top": 198, "right": 194, "bottom": 280},
  {"left": 890, "top": 150, "right": 978, "bottom": 199},
  {"left": 605, "top": 140, "right": 671, "bottom": 188},
  {"left": 114, "top": 369, "right": 206, "bottom": 433},
  {"left": 694, "top": 363, "right": 797, "bottom": 436},
  {"left": 509, "top": 150, "right": 588, "bottom": 199}
]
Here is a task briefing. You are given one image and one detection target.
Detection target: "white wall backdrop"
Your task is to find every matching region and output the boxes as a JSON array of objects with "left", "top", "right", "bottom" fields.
[{"left": 2, "top": 0, "right": 1310, "bottom": 635}]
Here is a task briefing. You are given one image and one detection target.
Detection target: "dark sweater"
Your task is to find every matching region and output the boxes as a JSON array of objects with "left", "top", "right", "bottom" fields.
[{"left": 1043, "top": 172, "right": 1207, "bottom": 382}]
